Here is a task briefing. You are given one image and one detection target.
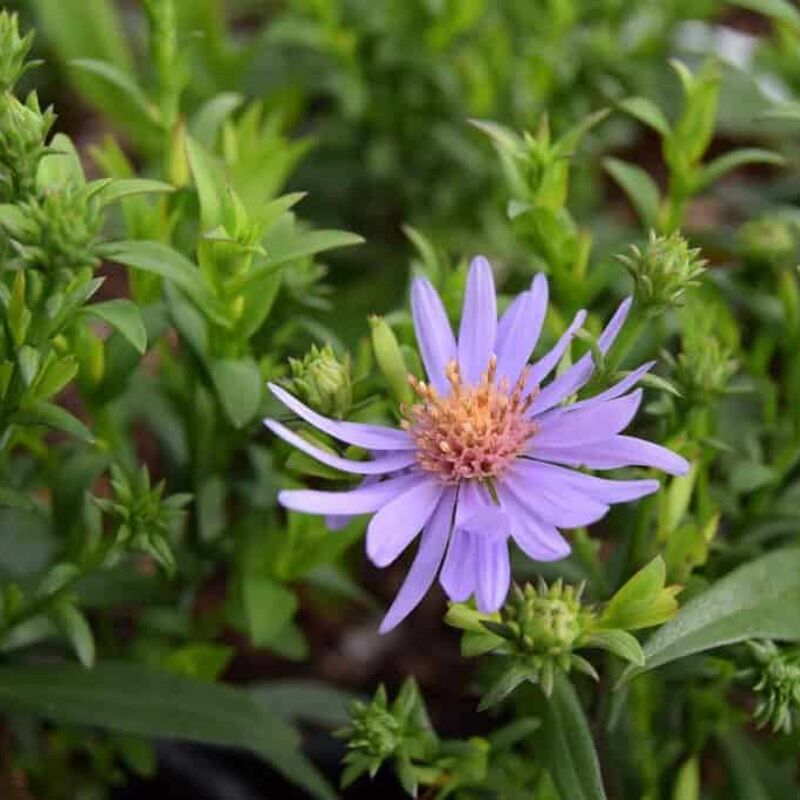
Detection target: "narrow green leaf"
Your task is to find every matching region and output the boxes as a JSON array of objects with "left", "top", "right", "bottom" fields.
[
  {"left": 617, "top": 96, "right": 671, "bottom": 138},
  {"left": 90, "top": 178, "right": 174, "bottom": 208},
  {"left": 0, "top": 662, "right": 336, "bottom": 800},
  {"left": 190, "top": 93, "right": 244, "bottom": 149},
  {"left": 50, "top": 602, "right": 95, "bottom": 668},
  {"left": 583, "top": 629, "right": 645, "bottom": 666},
  {"left": 696, "top": 148, "right": 784, "bottom": 192},
  {"left": 99, "top": 241, "right": 226, "bottom": 326},
  {"left": 534, "top": 673, "right": 607, "bottom": 800},
  {"left": 260, "top": 229, "right": 365, "bottom": 274},
  {"left": 82, "top": 299, "right": 147, "bottom": 354},
  {"left": 15, "top": 402, "right": 94, "bottom": 443},
  {"left": 252, "top": 680, "right": 357, "bottom": 728},
  {"left": 186, "top": 136, "right": 227, "bottom": 229},
  {"left": 68, "top": 58, "right": 158, "bottom": 124},
  {"left": 209, "top": 358, "right": 263, "bottom": 428},
  {"left": 604, "top": 157, "right": 661, "bottom": 229},
  {"left": 620, "top": 548, "right": 800, "bottom": 684},
  {"left": 671, "top": 757, "right": 700, "bottom": 800}
]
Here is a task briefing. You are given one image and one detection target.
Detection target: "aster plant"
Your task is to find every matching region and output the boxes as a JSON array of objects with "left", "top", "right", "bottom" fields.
[{"left": 266, "top": 256, "right": 689, "bottom": 631}]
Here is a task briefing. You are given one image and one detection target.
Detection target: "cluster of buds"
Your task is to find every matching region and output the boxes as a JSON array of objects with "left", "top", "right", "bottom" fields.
[
  {"left": 0, "top": 12, "right": 53, "bottom": 201},
  {"left": 665, "top": 335, "right": 738, "bottom": 407},
  {"left": 736, "top": 215, "right": 799, "bottom": 270},
  {"left": 8, "top": 187, "right": 103, "bottom": 279},
  {"left": 284, "top": 343, "right": 352, "bottom": 419},
  {"left": 93, "top": 465, "right": 191, "bottom": 577},
  {"left": 336, "top": 678, "right": 437, "bottom": 795},
  {"left": 617, "top": 231, "right": 706, "bottom": 315},
  {"left": 447, "top": 559, "right": 680, "bottom": 707},
  {"left": 749, "top": 641, "right": 800, "bottom": 734},
  {"left": 0, "top": 11, "right": 36, "bottom": 93}
]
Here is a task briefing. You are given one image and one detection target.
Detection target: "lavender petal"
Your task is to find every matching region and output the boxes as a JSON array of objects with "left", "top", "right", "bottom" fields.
[
  {"left": 411, "top": 277, "right": 457, "bottom": 395},
  {"left": 268, "top": 383, "right": 414, "bottom": 451},
  {"left": 458, "top": 256, "right": 497, "bottom": 385},
  {"left": 495, "top": 274, "right": 548, "bottom": 383},
  {"left": 379, "top": 488, "right": 457, "bottom": 633},
  {"left": 266, "top": 419, "right": 416, "bottom": 475},
  {"left": 530, "top": 297, "right": 632, "bottom": 415},
  {"left": 531, "top": 434, "right": 690, "bottom": 476},
  {"left": 532, "top": 390, "right": 643, "bottom": 448},
  {"left": 278, "top": 471, "right": 425, "bottom": 515},
  {"left": 366, "top": 478, "right": 444, "bottom": 567}
]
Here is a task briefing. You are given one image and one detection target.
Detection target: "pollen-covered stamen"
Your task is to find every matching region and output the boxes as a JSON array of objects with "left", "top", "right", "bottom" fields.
[{"left": 402, "top": 356, "right": 538, "bottom": 483}]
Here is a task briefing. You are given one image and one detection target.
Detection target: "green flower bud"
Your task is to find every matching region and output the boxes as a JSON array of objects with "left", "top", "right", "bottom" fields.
[
  {"left": 336, "top": 679, "right": 437, "bottom": 790},
  {"left": 345, "top": 687, "right": 403, "bottom": 766},
  {"left": 9, "top": 186, "right": 102, "bottom": 278},
  {"left": 669, "top": 335, "right": 737, "bottom": 406},
  {"left": 736, "top": 216, "right": 798, "bottom": 269},
  {"left": 369, "top": 315, "right": 413, "bottom": 407},
  {"left": 0, "top": 11, "right": 35, "bottom": 93},
  {"left": 749, "top": 641, "right": 800, "bottom": 734},
  {"left": 0, "top": 92, "right": 56, "bottom": 201},
  {"left": 503, "top": 579, "right": 591, "bottom": 657},
  {"left": 93, "top": 465, "right": 190, "bottom": 575},
  {"left": 617, "top": 231, "right": 706, "bottom": 314},
  {"left": 285, "top": 343, "right": 352, "bottom": 419}
]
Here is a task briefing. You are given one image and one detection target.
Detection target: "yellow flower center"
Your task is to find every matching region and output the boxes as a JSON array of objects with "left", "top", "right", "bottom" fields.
[{"left": 403, "top": 356, "right": 538, "bottom": 484}]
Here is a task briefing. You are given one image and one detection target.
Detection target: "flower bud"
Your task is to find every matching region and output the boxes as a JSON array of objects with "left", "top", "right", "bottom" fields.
[
  {"left": 0, "top": 92, "right": 56, "bottom": 201},
  {"left": 369, "top": 315, "right": 413, "bottom": 407},
  {"left": 671, "top": 335, "right": 737, "bottom": 406},
  {"left": 336, "top": 679, "right": 437, "bottom": 790},
  {"left": 736, "top": 216, "right": 798, "bottom": 270},
  {"left": 617, "top": 231, "right": 706, "bottom": 314},
  {"left": 9, "top": 186, "right": 102, "bottom": 279},
  {"left": 285, "top": 343, "right": 352, "bottom": 419},
  {"left": 749, "top": 641, "right": 800, "bottom": 734},
  {"left": 0, "top": 11, "right": 35, "bottom": 93}
]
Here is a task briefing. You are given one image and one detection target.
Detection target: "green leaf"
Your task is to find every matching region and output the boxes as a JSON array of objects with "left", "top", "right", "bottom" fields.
[
  {"left": 259, "top": 229, "right": 364, "bottom": 274},
  {"left": 82, "top": 299, "right": 147, "bottom": 354},
  {"left": 50, "top": 601, "right": 95, "bottom": 668},
  {"left": 600, "top": 557, "right": 680, "bottom": 632},
  {"left": 15, "top": 401, "right": 94, "bottom": 443},
  {"left": 0, "top": 662, "right": 336, "bottom": 800},
  {"left": 190, "top": 93, "right": 244, "bottom": 149},
  {"left": 68, "top": 58, "right": 158, "bottom": 124},
  {"left": 671, "top": 757, "right": 700, "bottom": 800},
  {"left": 533, "top": 673, "right": 607, "bottom": 800},
  {"left": 209, "top": 358, "right": 263, "bottom": 428},
  {"left": 89, "top": 178, "right": 174, "bottom": 208},
  {"left": 37, "top": 133, "right": 86, "bottom": 188},
  {"left": 99, "top": 240, "right": 226, "bottom": 326},
  {"left": 186, "top": 135, "right": 227, "bottom": 229},
  {"left": 603, "top": 157, "right": 661, "bottom": 229},
  {"left": 696, "top": 148, "right": 784, "bottom": 192},
  {"left": 0, "top": 204, "right": 28, "bottom": 236},
  {"left": 468, "top": 118, "right": 524, "bottom": 154},
  {"left": 617, "top": 96, "right": 671, "bottom": 138},
  {"left": 242, "top": 576, "right": 298, "bottom": 647},
  {"left": 620, "top": 548, "right": 800, "bottom": 684},
  {"left": 583, "top": 629, "right": 645, "bottom": 666},
  {"left": 252, "top": 680, "right": 357, "bottom": 728}
]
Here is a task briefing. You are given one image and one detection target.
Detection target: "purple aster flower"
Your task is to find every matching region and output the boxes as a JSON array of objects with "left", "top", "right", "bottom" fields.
[{"left": 265, "top": 257, "right": 689, "bottom": 632}]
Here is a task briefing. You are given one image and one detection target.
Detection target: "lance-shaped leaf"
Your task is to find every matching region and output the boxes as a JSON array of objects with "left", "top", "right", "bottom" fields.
[
  {"left": 533, "top": 673, "right": 607, "bottom": 800},
  {"left": 620, "top": 548, "right": 800, "bottom": 684},
  {"left": 0, "top": 661, "right": 336, "bottom": 800}
]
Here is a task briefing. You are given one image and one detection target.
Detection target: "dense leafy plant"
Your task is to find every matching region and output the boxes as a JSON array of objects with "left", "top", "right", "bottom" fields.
[{"left": 2, "top": 2, "right": 800, "bottom": 799}]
